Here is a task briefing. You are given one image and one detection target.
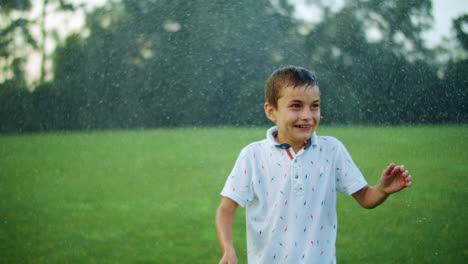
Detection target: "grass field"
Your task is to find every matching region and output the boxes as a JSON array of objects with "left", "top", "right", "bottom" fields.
[{"left": 0, "top": 125, "right": 467, "bottom": 263}]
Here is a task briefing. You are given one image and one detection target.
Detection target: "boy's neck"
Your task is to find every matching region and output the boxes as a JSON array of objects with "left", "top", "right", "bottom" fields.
[{"left": 274, "top": 133, "right": 309, "bottom": 153}]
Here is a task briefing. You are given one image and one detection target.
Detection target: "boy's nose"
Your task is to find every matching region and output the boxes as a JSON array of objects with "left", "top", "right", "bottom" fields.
[{"left": 301, "top": 109, "right": 314, "bottom": 119}]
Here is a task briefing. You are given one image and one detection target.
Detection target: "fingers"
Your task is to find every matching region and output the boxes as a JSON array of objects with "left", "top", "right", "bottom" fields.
[
  {"left": 383, "top": 163, "right": 396, "bottom": 176},
  {"left": 383, "top": 163, "right": 413, "bottom": 190},
  {"left": 405, "top": 174, "right": 413, "bottom": 187},
  {"left": 395, "top": 164, "right": 405, "bottom": 174},
  {"left": 390, "top": 164, "right": 405, "bottom": 177},
  {"left": 398, "top": 167, "right": 412, "bottom": 188}
]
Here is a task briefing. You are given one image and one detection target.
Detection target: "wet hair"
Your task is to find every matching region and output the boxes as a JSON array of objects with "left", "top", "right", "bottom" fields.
[{"left": 265, "top": 66, "right": 319, "bottom": 108}]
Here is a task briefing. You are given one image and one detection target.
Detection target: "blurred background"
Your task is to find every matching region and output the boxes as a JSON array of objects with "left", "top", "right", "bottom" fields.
[
  {"left": 1, "top": 0, "right": 467, "bottom": 132},
  {"left": 1, "top": 2, "right": 467, "bottom": 263}
]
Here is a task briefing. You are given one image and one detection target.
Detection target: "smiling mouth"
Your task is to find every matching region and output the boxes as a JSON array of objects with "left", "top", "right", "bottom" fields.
[{"left": 295, "top": 125, "right": 312, "bottom": 128}]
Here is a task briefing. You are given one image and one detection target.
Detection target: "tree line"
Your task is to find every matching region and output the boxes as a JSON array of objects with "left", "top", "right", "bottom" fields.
[{"left": 0, "top": 0, "right": 467, "bottom": 133}]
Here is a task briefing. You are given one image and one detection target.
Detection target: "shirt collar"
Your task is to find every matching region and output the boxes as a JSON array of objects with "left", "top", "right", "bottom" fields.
[{"left": 266, "top": 126, "right": 318, "bottom": 150}]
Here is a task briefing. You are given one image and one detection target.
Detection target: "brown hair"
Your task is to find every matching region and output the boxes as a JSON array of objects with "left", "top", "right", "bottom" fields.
[{"left": 265, "top": 66, "right": 319, "bottom": 108}]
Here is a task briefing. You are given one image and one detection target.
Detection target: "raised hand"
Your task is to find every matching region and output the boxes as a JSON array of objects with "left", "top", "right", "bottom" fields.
[{"left": 380, "top": 163, "right": 412, "bottom": 195}]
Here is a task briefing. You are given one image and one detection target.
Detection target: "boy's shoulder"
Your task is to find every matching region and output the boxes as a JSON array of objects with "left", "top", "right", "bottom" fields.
[
  {"left": 316, "top": 135, "right": 341, "bottom": 145},
  {"left": 233, "top": 138, "right": 270, "bottom": 158},
  {"left": 316, "top": 135, "right": 345, "bottom": 148},
  {"left": 242, "top": 138, "right": 270, "bottom": 152}
]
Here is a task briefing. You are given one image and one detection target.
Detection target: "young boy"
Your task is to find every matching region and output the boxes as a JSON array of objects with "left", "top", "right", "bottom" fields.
[{"left": 215, "top": 66, "right": 412, "bottom": 264}]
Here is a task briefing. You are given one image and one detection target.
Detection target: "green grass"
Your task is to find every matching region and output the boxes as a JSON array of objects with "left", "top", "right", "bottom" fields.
[{"left": 0, "top": 125, "right": 467, "bottom": 263}]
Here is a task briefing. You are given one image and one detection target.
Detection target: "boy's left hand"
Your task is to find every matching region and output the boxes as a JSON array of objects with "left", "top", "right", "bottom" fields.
[{"left": 379, "top": 163, "right": 412, "bottom": 195}]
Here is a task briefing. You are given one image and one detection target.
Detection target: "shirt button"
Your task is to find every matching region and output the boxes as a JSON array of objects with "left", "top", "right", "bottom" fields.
[{"left": 295, "top": 175, "right": 299, "bottom": 179}]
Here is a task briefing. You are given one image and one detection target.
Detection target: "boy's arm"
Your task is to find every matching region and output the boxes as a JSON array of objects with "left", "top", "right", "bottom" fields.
[
  {"left": 216, "top": 197, "right": 239, "bottom": 264},
  {"left": 352, "top": 163, "right": 412, "bottom": 209}
]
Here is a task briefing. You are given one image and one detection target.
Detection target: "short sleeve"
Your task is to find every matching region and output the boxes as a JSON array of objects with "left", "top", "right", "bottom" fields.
[
  {"left": 333, "top": 140, "right": 368, "bottom": 195},
  {"left": 220, "top": 147, "right": 254, "bottom": 207}
]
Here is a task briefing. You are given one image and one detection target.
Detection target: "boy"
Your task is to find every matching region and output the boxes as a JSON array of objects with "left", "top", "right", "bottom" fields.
[{"left": 215, "top": 66, "right": 412, "bottom": 264}]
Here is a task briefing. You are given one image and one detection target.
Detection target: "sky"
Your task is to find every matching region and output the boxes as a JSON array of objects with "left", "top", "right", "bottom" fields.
[{"left": 423, "top": 0, "right": 468, "bottom": 46}]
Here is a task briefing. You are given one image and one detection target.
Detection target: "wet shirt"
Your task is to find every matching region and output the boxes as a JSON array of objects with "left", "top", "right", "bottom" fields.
[{"left": 221, "top": 126, "right": 368, "bottom": 264}]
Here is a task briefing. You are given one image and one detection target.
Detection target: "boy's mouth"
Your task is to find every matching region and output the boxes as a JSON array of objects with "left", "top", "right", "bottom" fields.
[{"left": 294, "top": 124, "right": 312, "bottom": 129}]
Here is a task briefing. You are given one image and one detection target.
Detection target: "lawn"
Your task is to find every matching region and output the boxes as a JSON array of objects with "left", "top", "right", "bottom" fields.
[{"left": 0, "top": 125, "right": 467, "bottom": 263}]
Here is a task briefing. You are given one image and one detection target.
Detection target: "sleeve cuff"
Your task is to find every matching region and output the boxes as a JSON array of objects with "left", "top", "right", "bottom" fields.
[
  {"left": 344, "top": 180, "right": 368, "bottom": 196},
  {"left": 220, "top": 190, "right": 247, "bottom": 207}
]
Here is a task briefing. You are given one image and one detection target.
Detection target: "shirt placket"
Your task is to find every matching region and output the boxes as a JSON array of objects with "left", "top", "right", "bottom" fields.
[{"left": 291, "top": 153, "right": 304, "bottom": 197}]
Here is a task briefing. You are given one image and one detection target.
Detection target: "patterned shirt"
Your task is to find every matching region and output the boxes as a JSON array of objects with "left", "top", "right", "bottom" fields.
[{"left": 221, "top": 126, "right": 368, "bottom": 263}]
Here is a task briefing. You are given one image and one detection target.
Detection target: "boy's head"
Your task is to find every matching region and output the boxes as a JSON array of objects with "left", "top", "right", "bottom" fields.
[
  {"left": 265, "top": 66, "right": 319, "bottom": 109},
  {"left": 264, "top": 66, "right": 321, "bottom": 151}
]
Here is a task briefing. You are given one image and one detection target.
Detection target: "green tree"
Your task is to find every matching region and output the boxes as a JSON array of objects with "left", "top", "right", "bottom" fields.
[
  {"left": 119, "top": 0, "right": 303, "bottom": 126},
  {"left": 0, "top": 0, "right": 35, "bottom": 132},
  {"left": 302, "top": 0, "right": 439, "bottom": 124},
  {"left": 359, "top": 0, "right": 433, "bottom": 55},
  {"left": 48, "top": 0, "right": 304, "bottom": 129},
  {"left": 442, "top": 14, "right": 468, "bottom": 123},
  {"left": 5, "top": 0, "right": 463, "bottom": 132},
  {"left": 0, "top": 0, "right": 76, "bottom": 86},
  {"left": 453, "top": 14, "right": 468, "bottom": 52},
  {"left": 50, "top": 2, "right": 149, "bottom": 129},
  {"left": 37, "top": 0, "right": 76, "bottom": 83},
  {"left": 0, "top": 0, "right": 34, "bottom": 86}
]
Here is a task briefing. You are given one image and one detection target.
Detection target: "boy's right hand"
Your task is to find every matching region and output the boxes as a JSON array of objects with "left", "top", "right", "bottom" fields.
[{"left": 219, "top": 251, "right": 237, "bottom": 264}]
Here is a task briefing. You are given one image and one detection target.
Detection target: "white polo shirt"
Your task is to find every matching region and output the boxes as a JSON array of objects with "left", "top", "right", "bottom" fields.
[{"left": 221, "top": 126, "right": 368, "bottom": 264}]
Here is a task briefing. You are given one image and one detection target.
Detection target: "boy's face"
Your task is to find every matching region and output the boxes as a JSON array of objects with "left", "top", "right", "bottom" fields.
[{"left": 264, "top": 84, "right": 320, "bottom": 151}]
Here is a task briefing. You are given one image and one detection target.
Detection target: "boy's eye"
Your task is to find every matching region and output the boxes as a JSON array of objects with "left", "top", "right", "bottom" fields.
[
  {"left": 312, "top": 104, "right": 320, "bottom": 108},
  {"left": 291, "top": 104, "right": 301, "bottom": 108}
]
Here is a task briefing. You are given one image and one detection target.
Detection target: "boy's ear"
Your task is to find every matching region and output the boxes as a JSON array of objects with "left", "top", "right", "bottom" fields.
[{"left": 264, "top": 102, "right": 277, "bottom": 123}]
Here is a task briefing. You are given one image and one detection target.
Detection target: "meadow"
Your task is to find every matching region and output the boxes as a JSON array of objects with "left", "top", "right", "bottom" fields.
[{"left": 0, "top": 125, "right": 467, "bottom": 263}]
